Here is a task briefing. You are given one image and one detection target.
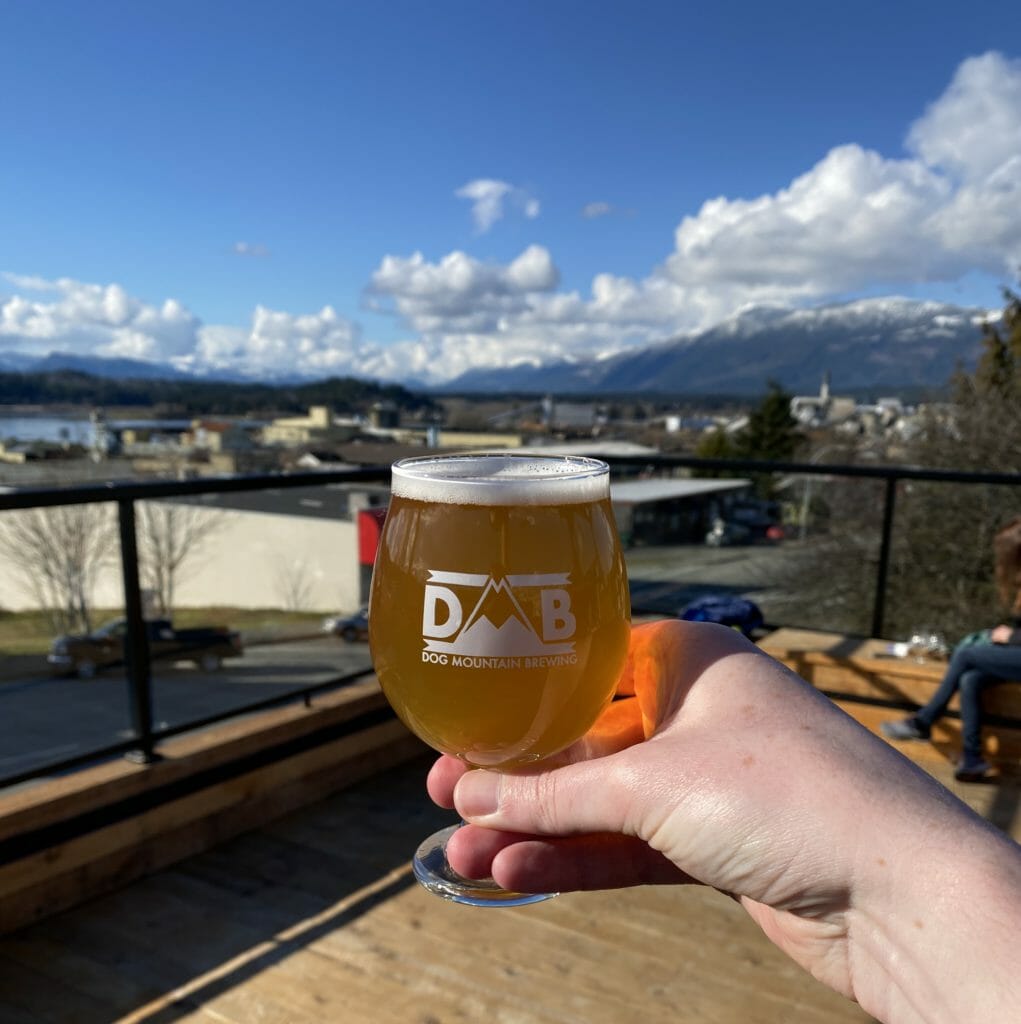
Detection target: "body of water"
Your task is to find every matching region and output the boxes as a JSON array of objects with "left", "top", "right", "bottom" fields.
[
  {"left": 0, "top": 415, "right": 197, "bottom": 446},
  {"left": 0, "top": 415, "right": 95, "bottom": 445}
]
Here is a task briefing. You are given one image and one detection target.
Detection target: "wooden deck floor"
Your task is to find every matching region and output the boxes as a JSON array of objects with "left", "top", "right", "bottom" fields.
[{"left": 1, "top": 752, "right": 1018, "bottom": 1024}]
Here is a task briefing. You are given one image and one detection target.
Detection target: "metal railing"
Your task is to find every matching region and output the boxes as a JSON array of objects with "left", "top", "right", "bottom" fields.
[
  {"left": 0, "top": 467, "right": 390, "bottom": 788},
  {"left": 2, "top": 455, "right": 1020, "bottom": 789},
  {"left": 605, "top": 454, "right": 1021, "bottom": 637}
]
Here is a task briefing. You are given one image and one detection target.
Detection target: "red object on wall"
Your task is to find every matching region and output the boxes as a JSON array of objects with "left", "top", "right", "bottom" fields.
[{"left": 358, "top": 507, "right": 387, "bottom": 565}]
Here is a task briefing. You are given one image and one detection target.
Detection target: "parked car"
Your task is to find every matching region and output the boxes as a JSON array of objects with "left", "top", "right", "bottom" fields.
[
  {"left": 322, "top": 607, "right": 370, "bottom": 643},
  {"left": 705, "top": 499, "right": 784, "bottom": 547},
  {"left": 704, "top": 517, "right": 751, "bottom": 547},
  {"left": 48, "top": 617, "right": 243, "bottom": 678}
]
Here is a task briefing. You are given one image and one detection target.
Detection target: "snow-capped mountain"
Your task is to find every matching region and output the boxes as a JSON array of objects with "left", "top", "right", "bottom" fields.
[
  {"left": 0, "top": 351, "right": 195, "bottom": 380},
  {"left": 441, "top": 297, "right": 996, "bottom": 394}
]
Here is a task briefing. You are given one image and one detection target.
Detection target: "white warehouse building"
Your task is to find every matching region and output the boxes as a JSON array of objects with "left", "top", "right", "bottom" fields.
[{"left": 0, "top": 482, "right": 390, "bottom": 617}]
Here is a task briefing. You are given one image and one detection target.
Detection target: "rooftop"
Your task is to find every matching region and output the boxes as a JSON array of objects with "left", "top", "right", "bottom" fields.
[{"left": 610, "top": 477, "right": 751, "bottom": 504}]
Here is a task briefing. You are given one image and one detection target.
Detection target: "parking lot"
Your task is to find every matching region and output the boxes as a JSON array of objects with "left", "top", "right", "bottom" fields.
[
  {"left": 0, "top": 636, "right": 373, "bottom": 780},
  {"left": 625, "top": 540, "right": 799, "bottom": 619}
]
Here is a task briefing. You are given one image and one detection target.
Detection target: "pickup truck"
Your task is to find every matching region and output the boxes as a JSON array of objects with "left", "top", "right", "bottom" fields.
[{"left": 48, "top": 618, "right": 243, "bottom": 678}]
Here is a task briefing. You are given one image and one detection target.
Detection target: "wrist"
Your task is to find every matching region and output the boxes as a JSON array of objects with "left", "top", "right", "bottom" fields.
[{"left": 849, "top": 806, "right": 1021, "bottom": 1023}]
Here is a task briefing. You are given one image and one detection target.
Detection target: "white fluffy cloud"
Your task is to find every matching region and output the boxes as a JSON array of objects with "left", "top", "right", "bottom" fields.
[
  {"left": 647, "top": 51, "right": 1021, "bottom": 324},
  {"left": 191, "top": 305, "right": 367, "bottom": 378},
  {"left": 0, "top": 275, "right": 370, "bottom": 380},
  {"left": 455, "top": 179, "right": 541, "bottom": 232},
  {"left": 2, "top": 52, "right": 1019, "bottom": 384},
  {"left": 0, "top": 276, "right": 200, "bottom": 361}
]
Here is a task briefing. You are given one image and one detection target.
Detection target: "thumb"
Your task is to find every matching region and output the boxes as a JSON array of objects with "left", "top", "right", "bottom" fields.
[{"left": 454, "top": 755, "right": 637, "bottom": 839}]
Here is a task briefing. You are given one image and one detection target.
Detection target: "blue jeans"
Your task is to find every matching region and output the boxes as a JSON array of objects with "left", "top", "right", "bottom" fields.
[{"left": 914, "top": 643, "right": 1021, "bottom": 758}]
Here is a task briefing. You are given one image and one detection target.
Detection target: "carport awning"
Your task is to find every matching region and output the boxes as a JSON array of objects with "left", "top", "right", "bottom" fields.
[{"left": 610, "top": 478, "right": 751, "bottom": 505}]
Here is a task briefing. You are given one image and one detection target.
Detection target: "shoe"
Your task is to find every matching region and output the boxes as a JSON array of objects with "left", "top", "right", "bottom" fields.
[
  {"left": 880, "top": 717, "right": 931, "bottom": 741},
  {"left": 954, "top": 756, "right": 993, "bottom": 782}
]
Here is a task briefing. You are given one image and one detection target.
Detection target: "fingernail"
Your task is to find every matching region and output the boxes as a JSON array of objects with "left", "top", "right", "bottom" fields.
[{"left": 456, "top": 770, "right": 501, "bottom": 820}]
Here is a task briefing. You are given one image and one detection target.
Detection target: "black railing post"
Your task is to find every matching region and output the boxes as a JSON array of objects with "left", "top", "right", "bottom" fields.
[
  {"left": 871, "top": 475, "right": 899, "bottom": 638},
  {"left": 117, "top": 499, "right": 159, "bottom": 764}
]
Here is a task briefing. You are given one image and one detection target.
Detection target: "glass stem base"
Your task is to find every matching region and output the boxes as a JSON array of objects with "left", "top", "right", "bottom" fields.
[{"left": 412, "top": 824, "right": 557, "bottom": 907}]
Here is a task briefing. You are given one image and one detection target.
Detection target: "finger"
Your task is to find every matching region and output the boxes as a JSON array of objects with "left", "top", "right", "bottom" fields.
[
  {"left": 426, "top": 754, "right": 469, "bottom": 809},
  {"left": 545, "top": 697, "right": 645, "bottom": 765},
  {"left": 446, "top": 824, "right": 692, "bottom": 892},
  {"left": 454, "top": 752, "right": 641, "bottom": 839},
  {"left": 623, "top": 619, "right": 701, "bottom": 736},
  {"left": 550, "top": 620, "right": 702, "bottom": 765}
]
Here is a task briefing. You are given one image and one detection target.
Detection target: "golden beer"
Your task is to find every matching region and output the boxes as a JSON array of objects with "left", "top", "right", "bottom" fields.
[{"left": 369, "top": 453, "right": 630, "bottom": 770}]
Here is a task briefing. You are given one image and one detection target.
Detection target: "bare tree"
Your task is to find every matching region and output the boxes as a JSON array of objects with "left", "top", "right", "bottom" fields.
[
  {"left": 0, "top": 503, "right": 117, "bottom": 634},
  {"left": 136, "top": 501, "right": 230, "bottom": 617},
  {"left": 274, "top": 554, "right": 314, "bottom": 612}
]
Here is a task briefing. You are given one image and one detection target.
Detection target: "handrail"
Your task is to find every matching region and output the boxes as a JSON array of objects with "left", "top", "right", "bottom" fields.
[
  {"left": 0, "top": 465, "right": 392, "bottom": 510},
  {"left": 2, "top": 456, "right": 1020, "bottom": 788}
]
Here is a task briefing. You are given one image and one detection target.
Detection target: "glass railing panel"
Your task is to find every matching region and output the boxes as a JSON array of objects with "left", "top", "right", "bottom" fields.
[
  {"left": 881, "top": 478, "right": 1021, "bottom": 645},
  {"left": 0, "top": 500, "right": 133, "bottom": 783},
  {"left": 135, "top": 485, "right": 378, "bottom": 733},
  {"left": 620, "top": 469, "right": 889, "bottom": 637}
]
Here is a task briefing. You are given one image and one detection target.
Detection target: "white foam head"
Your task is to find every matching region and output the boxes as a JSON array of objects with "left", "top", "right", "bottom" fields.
[{"left": 390, "top": 452, "right": 610, "bottom": 506}]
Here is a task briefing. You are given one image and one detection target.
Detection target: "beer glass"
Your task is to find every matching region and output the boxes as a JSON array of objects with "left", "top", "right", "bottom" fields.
[{"left": 369, "top": 452, "right": 630, "bottom": 906}]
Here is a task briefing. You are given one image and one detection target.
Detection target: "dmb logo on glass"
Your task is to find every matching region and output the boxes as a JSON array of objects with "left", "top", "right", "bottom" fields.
[{"left": 421, "top": 570, "right": 577, "bottom": 667}]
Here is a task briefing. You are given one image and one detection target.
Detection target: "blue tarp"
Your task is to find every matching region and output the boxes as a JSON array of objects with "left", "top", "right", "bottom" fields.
[{"left": 678, "top": 595, "right": 764, "bottom": 636}]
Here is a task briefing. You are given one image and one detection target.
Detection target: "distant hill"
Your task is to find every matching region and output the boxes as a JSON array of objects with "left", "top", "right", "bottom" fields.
[
  {"left": 0, "top": 367, "right": 437, "bottom": 416},
  {"left": 0, "top": 351, "right": 198, "bottom": 380},
  {"left": 442, "top": 297, "right": 994, "bottom": 396}
]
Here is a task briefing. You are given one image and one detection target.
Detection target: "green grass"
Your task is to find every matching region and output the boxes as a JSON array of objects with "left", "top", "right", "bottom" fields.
[{"left": 0, "top": 607, "right": 328, "bottom": 655}]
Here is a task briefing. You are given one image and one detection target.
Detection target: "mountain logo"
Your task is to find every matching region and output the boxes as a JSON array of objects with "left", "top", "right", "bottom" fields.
[{"left": 421, "top": 570, "right": 575, "bottom": 657}]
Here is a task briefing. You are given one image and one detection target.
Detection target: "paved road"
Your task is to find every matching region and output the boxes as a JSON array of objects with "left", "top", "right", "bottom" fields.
[
  {"left": 625, "top": 541, "right": 798, "bottom": 619},
  {"left": 0, "top": 637, "right": 374, "bottom": 781}
]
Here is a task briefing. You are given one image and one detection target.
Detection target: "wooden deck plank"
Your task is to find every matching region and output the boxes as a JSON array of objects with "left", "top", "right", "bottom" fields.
[
  {"left": 0, "top": 953, "right": 116, "bottom": 1024},
  {"left": 0, "top": 755, "right": 882, "bottom": 1024},
  {"left": 342, "top": 884, "right": 866, "bottom": 1024}
]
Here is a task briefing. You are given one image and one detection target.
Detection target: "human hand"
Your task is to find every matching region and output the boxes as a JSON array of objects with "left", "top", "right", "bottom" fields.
[
  {"left": 427, "top": 620, "right": 1021, "bottom": 1022},
  {"left": 990, "top": 624, "right": 1013, "bottom": 643}
]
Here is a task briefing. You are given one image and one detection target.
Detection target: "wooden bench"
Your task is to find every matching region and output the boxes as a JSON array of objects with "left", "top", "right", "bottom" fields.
[{"left": 758, "top": 628, "right": 1021, "bottom": 773}]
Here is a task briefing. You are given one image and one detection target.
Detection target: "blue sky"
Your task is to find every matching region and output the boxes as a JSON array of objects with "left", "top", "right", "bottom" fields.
[{"left": 1, "top": 0, "right": 1019, "bottom": 383}]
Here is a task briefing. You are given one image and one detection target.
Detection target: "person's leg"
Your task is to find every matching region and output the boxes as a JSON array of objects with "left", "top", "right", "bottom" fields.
[
  {"left": 910, "top": 649, "right": 970, "bottom": 729},
  {"left": 883, "top": 643, "right": 1021, "bottom": 743},
  {"left": 955, "top": 669, "right": 1012, "bottom": 778},
  {"left": 957, "top": 669, "right": 989, "bottom": 760}
]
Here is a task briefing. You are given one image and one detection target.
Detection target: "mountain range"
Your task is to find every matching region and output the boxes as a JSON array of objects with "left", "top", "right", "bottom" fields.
[
  {"left": 0, "top": 297, "right": 997, "bottom": 396},
  {"left": 441, "top": 297, "right": 995, "bottom": 395}
]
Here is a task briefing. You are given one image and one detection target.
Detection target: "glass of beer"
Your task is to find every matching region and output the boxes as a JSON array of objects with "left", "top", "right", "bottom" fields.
[{"left": 369, "top": 452, "right": 630, "bottom": 906}]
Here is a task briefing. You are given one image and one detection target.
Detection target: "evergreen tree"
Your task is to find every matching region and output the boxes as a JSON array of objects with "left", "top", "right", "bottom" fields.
[
  {"left": 733, "top": 381, "right": 802, "bottom": 462},
  {"left": 695, "top": 428, "right": 737, "bottom": 460},
  {"left": 969, "top": 287, "right": 1021, "bottom": 402},
  {"left": 691, "top": 428, "right": 738, "bottom": 479}
]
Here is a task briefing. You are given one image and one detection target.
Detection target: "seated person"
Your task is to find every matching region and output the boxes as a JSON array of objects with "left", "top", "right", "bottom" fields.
[{"left": 882, "top": 622, "right": 1021, "bottom": 780}]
